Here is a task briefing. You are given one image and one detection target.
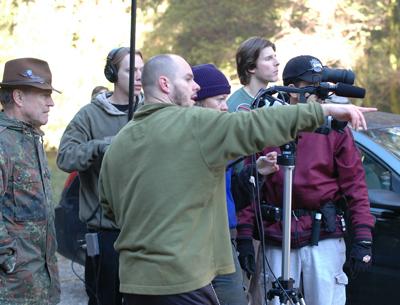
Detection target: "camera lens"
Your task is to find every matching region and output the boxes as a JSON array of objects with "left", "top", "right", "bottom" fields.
[{"left": 322, "top": 68, "right": 355, "bottom": 85}]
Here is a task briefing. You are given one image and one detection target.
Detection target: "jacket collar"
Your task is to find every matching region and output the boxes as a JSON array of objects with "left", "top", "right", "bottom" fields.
[
  {"left": 133, "top": 103, "right": 176, "bottom": 121},
  {"left": 0, "top": 111, "right": 43, "bottom": 135}
]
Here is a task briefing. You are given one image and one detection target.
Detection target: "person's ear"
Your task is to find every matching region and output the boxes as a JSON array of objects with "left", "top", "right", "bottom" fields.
[
  {"left": 247, "top": 67, "right": 255, "bottom": 75},
  {"left": 287, "top": 84, "right": 298, "bottom": 99},
  {"left": 159, "top": 76, "right": 171, "bottom": 93},
  {"left": 247, "top": 62, "right": 257, "bottom": 75},
  {"left": 12, "top": 89, "right": 24, "bottom": 107}
]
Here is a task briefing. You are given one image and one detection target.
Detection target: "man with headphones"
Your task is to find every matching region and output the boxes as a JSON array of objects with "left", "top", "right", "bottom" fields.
[{"left": 57, "top": 47, "right": 144, "bottom": 305}]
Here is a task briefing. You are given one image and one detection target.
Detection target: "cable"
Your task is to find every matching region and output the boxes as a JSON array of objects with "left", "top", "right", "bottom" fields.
[
  {"left": 94, "top": 206, "right": 104, "bottom": 305},
  {"left": 70, "top": 246, "right": 100, "bottom": 305},
  {"left": 70, "top": 249, "right": 85, "bottom": 283},
  {"left": 249, "top": 153, "right": 295, "bottom": 305},
  {"left": 248, "top": 90, "right": 297, "bottom": 304}
]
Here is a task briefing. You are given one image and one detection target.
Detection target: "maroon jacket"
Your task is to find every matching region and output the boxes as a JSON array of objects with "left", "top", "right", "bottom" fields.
[{"left": 237, "top": 127, "right": 374, "bottom": 248}]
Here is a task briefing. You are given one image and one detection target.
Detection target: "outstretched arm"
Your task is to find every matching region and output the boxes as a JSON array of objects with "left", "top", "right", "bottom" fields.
[{"left": 321, "top": 103, "right": 377, "bottom": 130}]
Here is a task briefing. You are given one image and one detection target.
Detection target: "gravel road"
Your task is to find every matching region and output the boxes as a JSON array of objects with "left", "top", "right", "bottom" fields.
[{"left": 57, "top": 254, "right": 88, "bottom": 305}]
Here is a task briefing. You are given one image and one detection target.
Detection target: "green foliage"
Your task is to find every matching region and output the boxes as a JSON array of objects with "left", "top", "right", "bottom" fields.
[
  {"left": 141, "top": 0, "right": 286, "bottom": 70},
  {"left": 0, "top": 0, "right": 18, "bottom": 37},
  {"left": 139, "top": 0, "right": 400, "bottom": 114},
  {"left": 287, "top": 0, "right": 315, "bottom": 33},
  {"left": 1, "top": 0, "right": 400, "bottom": 143},
  {"left": 139, "top": 0, "right": 165, "bottom": 11},
  {"left": 341, "top": 0, "right": 400, "bottom": 113}
]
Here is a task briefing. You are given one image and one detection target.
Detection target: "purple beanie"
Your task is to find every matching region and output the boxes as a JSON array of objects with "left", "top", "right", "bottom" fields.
[{"left": 192, "top": 64, "right": 231, "bottom": 101}]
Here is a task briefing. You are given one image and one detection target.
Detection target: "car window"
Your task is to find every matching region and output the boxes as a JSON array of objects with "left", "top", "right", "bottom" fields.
[
  {"left": 363, "top": 127, "right": 400, "bottom": 159},
  {"left": 360, "top": 150, "right": 392, "bottom": 190}
]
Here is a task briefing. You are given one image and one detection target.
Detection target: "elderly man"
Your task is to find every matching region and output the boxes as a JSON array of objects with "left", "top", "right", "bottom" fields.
[
  {"left": 0, "top": 58, "right": 60, "bottom": 305},
  {"left": 98, "top": 54, "right": 375, "bottom": 305}
]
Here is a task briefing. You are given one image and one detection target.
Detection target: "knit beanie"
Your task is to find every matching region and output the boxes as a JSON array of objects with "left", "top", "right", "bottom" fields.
[{"left": 192, "top": 64, "right": 231, "bottom": 101}]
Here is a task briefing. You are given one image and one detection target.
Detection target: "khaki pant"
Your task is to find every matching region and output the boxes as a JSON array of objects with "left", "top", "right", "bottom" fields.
[{"left": 246, "top": 239, "right": 348, "bottom": 305}]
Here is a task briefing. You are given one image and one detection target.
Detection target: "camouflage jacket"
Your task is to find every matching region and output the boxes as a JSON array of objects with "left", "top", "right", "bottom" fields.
[{"left": 0, "top": 112, "right": 60, "bottom": 305}]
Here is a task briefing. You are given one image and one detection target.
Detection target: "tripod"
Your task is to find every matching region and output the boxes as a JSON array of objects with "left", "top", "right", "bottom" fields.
[{"left": 265, "top": 141, "right": 306, "bottom": 305}]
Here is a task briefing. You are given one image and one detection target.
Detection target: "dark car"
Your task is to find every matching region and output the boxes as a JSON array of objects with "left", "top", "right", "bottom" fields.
[
  {"left": 346, "top": 111, "right": 400, "bottom": 305},
  {"left": 54, "top": 111, "right": 400, "bottom": 304}
]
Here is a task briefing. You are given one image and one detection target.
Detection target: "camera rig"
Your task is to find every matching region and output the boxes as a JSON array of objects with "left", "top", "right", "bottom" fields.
[
  {"left": 252, "top": 82, "right": 366, "bottom": 108},
  {"left": 251, "top": 81, "right": 366, "bottom": 135},
  {"left": 243, "top": 65, "right": 365, "bottom": 304}
]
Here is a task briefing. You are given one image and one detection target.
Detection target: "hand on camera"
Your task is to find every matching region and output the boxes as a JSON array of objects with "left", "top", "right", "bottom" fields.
[
  {"left": 236, "top": 238, "right": 256, "bottom": 279},
  {"left": 350, "top": 240, "right": 372, "bottom": 274},
  {"left": 256, "top": 152, "right": 279, "bottom": 176}
]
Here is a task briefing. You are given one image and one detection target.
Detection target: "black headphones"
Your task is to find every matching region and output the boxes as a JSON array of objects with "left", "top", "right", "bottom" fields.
[{"left": 104, "top": 47, "right": 124, "bottom": 83}]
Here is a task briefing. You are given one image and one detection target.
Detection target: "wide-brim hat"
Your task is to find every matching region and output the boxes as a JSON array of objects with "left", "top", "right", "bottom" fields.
[{"left": 0, "top": 57, "right": 61, "bottom": 93}]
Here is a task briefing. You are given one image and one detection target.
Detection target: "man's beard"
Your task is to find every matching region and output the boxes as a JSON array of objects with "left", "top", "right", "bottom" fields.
[{"left": 172, "top": 88, "right": 191, "bottom": 107}]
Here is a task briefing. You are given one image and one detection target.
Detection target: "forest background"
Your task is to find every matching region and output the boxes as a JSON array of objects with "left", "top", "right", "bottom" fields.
[{"left": 1, "top": 0, "right": 400, "bottom": 150}]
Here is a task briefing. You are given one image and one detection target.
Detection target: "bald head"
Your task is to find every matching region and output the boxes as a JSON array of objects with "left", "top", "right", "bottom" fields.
[
  {"left": 142, "top": 54, "right": 179, "bottom": 93},
  {"left": 141, "top": 54, "right": 199, "bottom": 107}
]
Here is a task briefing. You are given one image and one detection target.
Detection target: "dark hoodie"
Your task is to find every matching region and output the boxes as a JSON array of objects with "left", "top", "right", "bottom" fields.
[{"left": 57, "top": 92, "right": 137, "bottom": 229}]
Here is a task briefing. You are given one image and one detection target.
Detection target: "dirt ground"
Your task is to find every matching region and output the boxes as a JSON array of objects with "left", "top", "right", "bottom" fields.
[{"left": 57, "top": 254, "right": 88, "bottom": 305}]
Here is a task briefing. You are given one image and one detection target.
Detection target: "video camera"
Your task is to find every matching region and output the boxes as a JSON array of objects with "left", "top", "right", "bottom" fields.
[
  {"left": 251, "top": 66, "right": 365, "bottom": 134},
  {"left": 252, "top": 82, "right": 365, "bottom": 108},
  {"left": 289, "top": 65, "right": 364, "bottom": 101}
]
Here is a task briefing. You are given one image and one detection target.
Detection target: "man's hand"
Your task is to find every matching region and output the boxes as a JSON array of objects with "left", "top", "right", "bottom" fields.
[
  {"left": 103, "top": 136, "right": 115, "bottom": 144},
  {"left": 321, "top": 104, "right": 377, "bottom": 130},
  {"left": 236, "top": 238, "right": 256, "bottom": 279},
  {"left": 256, "top": 152, "right": 279, "bottom": 176},
  {"left": 350, "top": 240, "right": 372, "bottom": 274},
  {"left": 100, "top": 136, "right": 115, "bottom": 155},
  {"left": 0, "top": 251, "right": 16, "bottom": 274}
]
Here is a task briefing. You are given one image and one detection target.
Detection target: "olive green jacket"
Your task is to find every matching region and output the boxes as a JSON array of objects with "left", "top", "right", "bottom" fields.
[{"left": 99, "top": 102, "right": 324, "bottom": 295}]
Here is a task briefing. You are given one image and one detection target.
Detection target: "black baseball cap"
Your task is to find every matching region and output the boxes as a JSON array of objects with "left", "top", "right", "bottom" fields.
[{"left": 282, "top": 55, "right": 323, "bottom": 86}]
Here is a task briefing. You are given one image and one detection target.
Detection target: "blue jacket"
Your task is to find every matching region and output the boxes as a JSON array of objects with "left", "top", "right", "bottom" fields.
[{"left": 225, "top": 168, "right": 237, "bottom": 229}]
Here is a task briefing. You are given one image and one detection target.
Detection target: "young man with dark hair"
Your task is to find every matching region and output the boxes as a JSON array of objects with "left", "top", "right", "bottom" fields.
[
  {"left": 236, "top": 55, "right": 374, "bottom": 305},
  {"left": 228, "top": 37, "right": 279, "bottom": 112},
  {"left": 0, "top": 58, "right": 60, "bottom": 305},
  {"left": 57, "top": 47, "right": 144, "bottom": 305},
  {"left": 98, "top": 53, "right": 375, "bottom": 305}
]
